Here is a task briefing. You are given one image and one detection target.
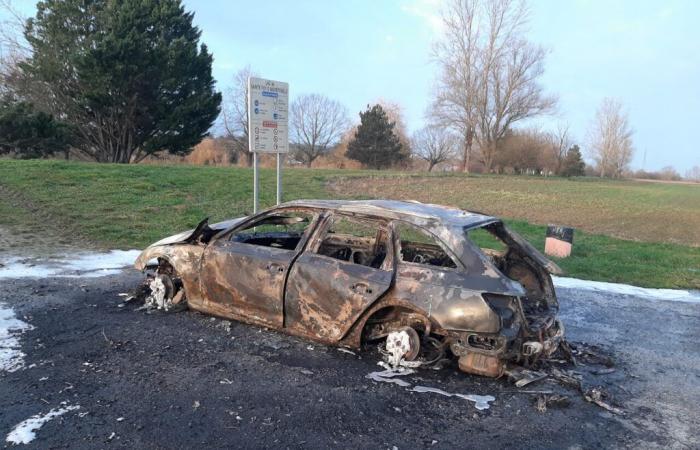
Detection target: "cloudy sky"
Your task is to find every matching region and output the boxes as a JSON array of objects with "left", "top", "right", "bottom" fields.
[{"left": 7, "top": 0, "right": 699, "bottom": 172}]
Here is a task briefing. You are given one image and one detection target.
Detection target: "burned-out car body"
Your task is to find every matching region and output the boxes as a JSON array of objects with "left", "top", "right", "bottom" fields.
[{"left": 135, "top": 200, "right": 564, "bottom": 377}]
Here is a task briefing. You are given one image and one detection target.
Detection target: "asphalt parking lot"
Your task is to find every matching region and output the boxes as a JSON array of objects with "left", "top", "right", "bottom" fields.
[{"left": 1, "top": 270, "right": 699, "bottom": 449}]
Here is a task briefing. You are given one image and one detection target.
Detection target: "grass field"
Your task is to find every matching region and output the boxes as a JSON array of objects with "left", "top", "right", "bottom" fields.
[
  {"left": 0, "top": 159, "right": 698, "bottom": 289},
  {"left": 329, "top": 174, "right": 700, "bottom": 246}
]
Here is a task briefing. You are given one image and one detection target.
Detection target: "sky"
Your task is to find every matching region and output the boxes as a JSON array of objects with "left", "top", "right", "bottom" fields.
[{"left": 5, "top": 0, "right": 699, "bottom": 173}]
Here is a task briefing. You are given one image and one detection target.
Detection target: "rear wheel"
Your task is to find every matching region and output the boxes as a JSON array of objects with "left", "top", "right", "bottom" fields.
[{"left": 385, "top": 326, "right": 421, "bottom": 362}]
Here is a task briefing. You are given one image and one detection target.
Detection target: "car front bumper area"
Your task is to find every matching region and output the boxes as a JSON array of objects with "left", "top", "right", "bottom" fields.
[
  {"left": 521, "top": 318, "right": 565, "bottom": 358},
  {"left": 450, "top": 318, "right": 565, "bottom": 378}
]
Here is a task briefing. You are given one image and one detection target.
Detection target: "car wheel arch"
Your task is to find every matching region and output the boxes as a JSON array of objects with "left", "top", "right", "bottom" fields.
[
  {"left": 135, "top": 244, "right": 206, "bottom": 303},
  {"left": 340, "top": 297, "right": 438, "bottom": 349}
]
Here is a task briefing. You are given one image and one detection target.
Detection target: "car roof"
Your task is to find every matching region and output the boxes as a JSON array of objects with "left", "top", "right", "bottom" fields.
[{"left": 281, "top": 199, "right": 497, "bottom": 229}]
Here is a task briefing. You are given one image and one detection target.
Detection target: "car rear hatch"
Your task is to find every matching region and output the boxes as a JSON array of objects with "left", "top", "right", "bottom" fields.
[{"left": 464, "top": 220, "right": 561, "bottom": 334}]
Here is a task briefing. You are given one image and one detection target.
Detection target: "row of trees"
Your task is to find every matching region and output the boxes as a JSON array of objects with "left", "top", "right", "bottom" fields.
[
  {"left": 211, "top": 0, "right": 625, "bottom": 177},
  {"left": 410, "top": 123, "right": 585, "bottom": 176},
  {"left": 426, "top": 0, "right": 638, "bottom": 178},
  {"left": 0, "top": 0, "right": 654, "bottom": 179}
]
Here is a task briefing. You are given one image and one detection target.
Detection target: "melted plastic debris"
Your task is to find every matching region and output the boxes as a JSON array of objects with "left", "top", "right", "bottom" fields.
[
  {"left": 0, "top": 303, "right": 34, "bottom": 372},
  {"left": 145, "top": 277, "right": 167, "bottom": 310},
  {"left": 6, "top": 403, "right": 80, "bottom": 445},
  {"left": 411, "top": 386, "right": 496, "bottom": 410},
  {"left": 366, "top": 366, "right": 415, "bottom": 387},
  {"left": 583, "top": 387, "right": 624, "bottom": 415},
  {"left": 337, "top": 348, "right": 357, "bottom": 356},
  {"left": 0, "top": 250, "right": 142, "bottom": 279},
  {"left": 553, "top": 276, "right": 700, "bottom": 303},
  {"left": 384, "top": 330, "right": 412, "bottom": 367},
  {"left": 367, "top": 363, "right": 495, "bottom": 410},
  {"left": 534, "top": 394, "right": 570, "bottom": 413}
]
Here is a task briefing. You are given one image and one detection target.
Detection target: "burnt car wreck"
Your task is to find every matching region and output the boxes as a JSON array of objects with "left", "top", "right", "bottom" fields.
[{"left": 134, "top": 200, "right": 565, "bottom": 378}]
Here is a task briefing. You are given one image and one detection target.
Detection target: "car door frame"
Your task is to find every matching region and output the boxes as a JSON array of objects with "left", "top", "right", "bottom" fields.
[
  {"left": 283, "top": 212, "right": 397, "bottom": 342},
  {"left": 198, "top": 206, "right": 325, "bottom": 328}
]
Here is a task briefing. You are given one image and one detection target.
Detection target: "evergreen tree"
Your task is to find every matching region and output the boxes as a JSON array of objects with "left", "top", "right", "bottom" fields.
[
  {"left": 561, "top": 145, "right": 585, "bottom": 177},
  {"left": 0, "top": 98, "right": 72, "bottom": 159},
  {"left": 21, "top": 0, "right": 221, "bottom": 163},
  {"left": 346, "top": 104, "right": 406, "bottom": 169}
]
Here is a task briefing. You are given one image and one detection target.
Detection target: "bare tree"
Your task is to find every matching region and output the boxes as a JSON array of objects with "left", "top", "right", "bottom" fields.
[
  {"left": 375, "top": 99, "right": 411, "bottom": 151},
  {"left": 587, "top": 98, "right": 634, "bottom": 178},
  {"left": 220, "top": 65, "right": 257, "bottom": 166},
  {"left": 658, "top": 165, "right": 681, "bottom": 181},
  {"left": 290, "top": 93, "right": 349, "bottom": 167},
  {"left": 0, "top": 0, "right": 31, "bottom": 97},
  {"left": 412, "top": 126, "right": 458, "bottom": 171},
  {"left": 495, "top": 127, "right": 550, "bottom": 174},
  {"left": 432, "top": 0, "right": 556, "bottom": 173},
  {"left": 686, "top": 165, "right": 700, "bottom": 182},
  {"left": 431, "top": 0, "right": 480, "bottom": 172},
  {"left": 546, "top": 122, "right": 571, "bottom": 175}
]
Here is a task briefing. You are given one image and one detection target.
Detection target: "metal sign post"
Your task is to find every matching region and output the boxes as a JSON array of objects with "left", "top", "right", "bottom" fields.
[
  {"left": 276, "top": 153, "right": 282, "bottom": 205},
  {"left": 247, "top": 77, "right": 289, "bottom": 213}
]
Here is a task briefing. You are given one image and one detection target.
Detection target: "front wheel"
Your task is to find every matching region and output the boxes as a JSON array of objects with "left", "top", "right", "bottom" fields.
[{"left": 145, "top": 262, "right": 187, "bottom": 312}]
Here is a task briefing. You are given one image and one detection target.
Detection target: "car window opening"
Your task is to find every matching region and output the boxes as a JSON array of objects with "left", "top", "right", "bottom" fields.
[
  {"left": 230, "top": 214, "right": 313, "bottom": 250},
  {"left": 395, "top": 222, "right": 457, "bottom": 269},
  {"left": 316, "top": 216, "right": 387, "bottom": 269},
  {"left": 466, "top": 222, "right": 556, "bottom": 322}
]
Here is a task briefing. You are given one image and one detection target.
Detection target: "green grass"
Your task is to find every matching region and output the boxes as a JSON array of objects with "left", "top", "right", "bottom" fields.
[
  {"left": 0, "top": 159, "right": 698, "bottom": 289},
  {"left": 327, "top": 173, "right": 700, "bottom": 246}
]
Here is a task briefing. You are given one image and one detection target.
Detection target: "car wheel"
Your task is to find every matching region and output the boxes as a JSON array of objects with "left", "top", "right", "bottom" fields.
[
  {"left": 146, "top": 273, "right": 187, "bottom": 312},
  {"left": 385, "top": 326, "right": 421, "bottom": 363}
]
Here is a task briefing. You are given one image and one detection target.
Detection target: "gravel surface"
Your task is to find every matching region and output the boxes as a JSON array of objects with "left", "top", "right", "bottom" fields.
[{"left": 1, "top": 271, "right": 698, "bottom": 449}]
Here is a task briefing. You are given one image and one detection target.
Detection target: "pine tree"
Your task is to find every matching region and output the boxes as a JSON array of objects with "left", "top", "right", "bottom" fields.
[
  {"left": 346, "top": 104, "right": 406, "bottom": 170},
  {"left": 0, "top": 98, "right": 72, "bottom": 159},
  {"left": 561, "top": 145, "right": 585, "bottom": 177},
  {"left": 21, "top": 0, "right": 221, "bottom": 163}
]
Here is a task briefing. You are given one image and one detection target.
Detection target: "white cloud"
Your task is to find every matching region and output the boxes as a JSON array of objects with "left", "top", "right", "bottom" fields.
[{"left": 401, "top": 0, "right": 444, "bottom": 33}]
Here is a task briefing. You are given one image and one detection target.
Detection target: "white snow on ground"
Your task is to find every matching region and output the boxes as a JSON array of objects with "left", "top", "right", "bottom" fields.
[
  {"left": 553, "top": 276, "right": 700, "bottom": 304},
  {"left": 0, "top": 250, "right": 142, "bottom": 279},
  {"left": 0, "top": 303, "right": 34, "bottom": 372},
  {"left": 6, "top": 403, "right": 80, "bottom": 445}
]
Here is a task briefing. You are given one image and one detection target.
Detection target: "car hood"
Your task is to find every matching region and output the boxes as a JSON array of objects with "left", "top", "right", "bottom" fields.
[{"left": 147, "top": 216, "right": 248, "bottom": 248}]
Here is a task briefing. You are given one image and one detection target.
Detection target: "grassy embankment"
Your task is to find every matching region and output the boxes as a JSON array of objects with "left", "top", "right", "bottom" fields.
[{"left": 0, "top": 159, "right": 698, "bottom": 289}]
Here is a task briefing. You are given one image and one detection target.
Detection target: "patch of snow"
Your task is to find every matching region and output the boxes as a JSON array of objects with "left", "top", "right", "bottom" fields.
[
  {"left": 0, "top": 250, "right": 142, "bottom": 279},
  {"left": 553, "top": 276, "right": 700, "bottom": 304},
  {"left": 6, "top": 403, "right": 80, "bottom": 445},
  {"left": 0, "top": 303, "right": 34, "bottom": 372}
]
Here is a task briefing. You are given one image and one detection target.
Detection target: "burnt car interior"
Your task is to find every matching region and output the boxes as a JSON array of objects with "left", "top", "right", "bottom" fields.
[
  {"left": 466, "top": 222, "right": 557, "bottom": 324},
  {"left": 230, "top": 213, "right": 314, "bottom": 250},
  {"left": 316, "top": 215, "right": 388, "bottom": 269},
  {"left": 395, "top": 221, "right": 458, "bottom": 269}
]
